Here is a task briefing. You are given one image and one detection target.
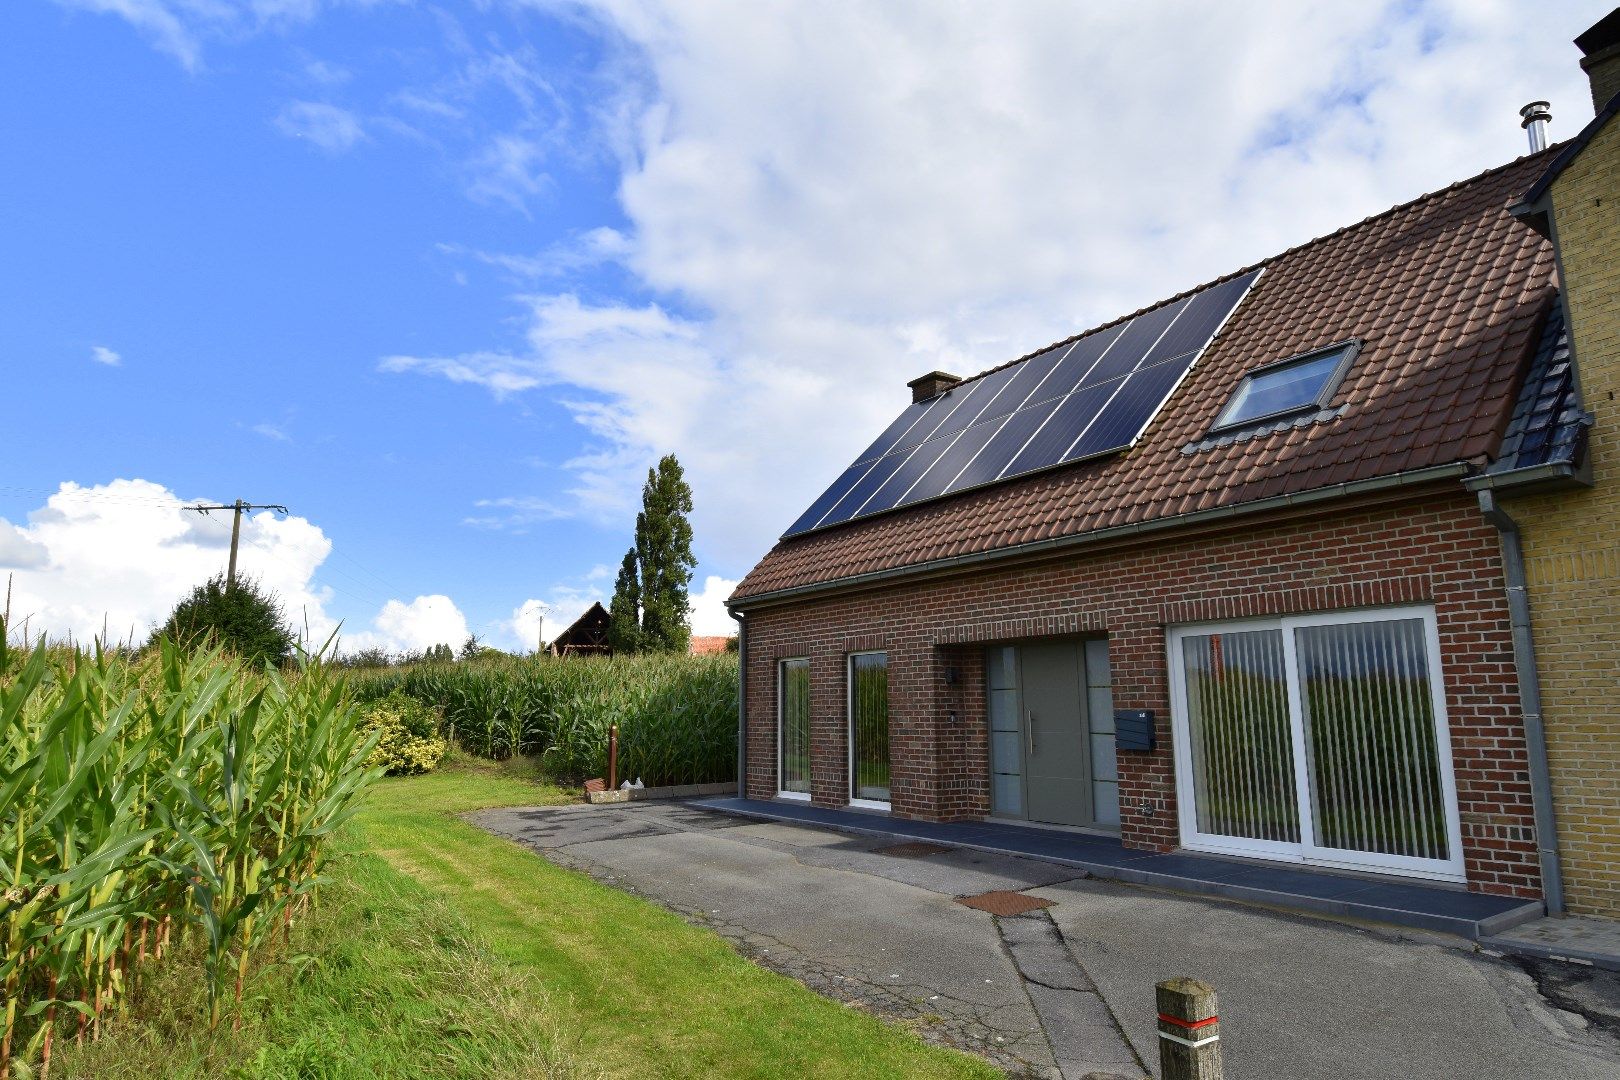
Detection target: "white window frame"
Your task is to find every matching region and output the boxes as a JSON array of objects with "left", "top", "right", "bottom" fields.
[
  {"left": 847, "top": 650, "right": 891, "bottom": 811},
  {"left": 1209, "top": 339, "right": 1359, "bottom": 434},
  {"left": 1167, "top": 605, "right": 1466, "bottom": 883},
  {"left": 777, "top": 657, "right": 811, "bottom": 801}
]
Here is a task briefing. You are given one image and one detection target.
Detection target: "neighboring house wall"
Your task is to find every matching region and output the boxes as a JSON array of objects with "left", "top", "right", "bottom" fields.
[
  {"left": 742, "top": 490, "right": 1542, "bottom": 899},
  {"left": 1506, "top": 112, "right": 1620, "bottom": 916}
]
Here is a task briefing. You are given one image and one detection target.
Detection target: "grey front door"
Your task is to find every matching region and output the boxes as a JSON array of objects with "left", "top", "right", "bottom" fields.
[{"left": 1021, "top": 641, "right": 1091, "bottom": 827}]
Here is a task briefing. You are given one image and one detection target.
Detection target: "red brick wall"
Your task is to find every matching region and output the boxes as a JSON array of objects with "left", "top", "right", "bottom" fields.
[{"left": 739, "top": 491, "right": 1541, "bottom": 899}]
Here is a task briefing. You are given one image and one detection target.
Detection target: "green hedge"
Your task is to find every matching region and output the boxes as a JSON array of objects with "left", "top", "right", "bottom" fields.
[{"left": 347, "top": 652, "right": 737, "bottom": 787}]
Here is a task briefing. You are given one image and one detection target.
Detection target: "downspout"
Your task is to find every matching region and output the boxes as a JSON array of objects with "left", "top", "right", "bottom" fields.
[
  {"left": 1478, "top": 489, "right": 1565, "bottom": 914},
  {"left": 731, "top": 608, "right": 747, "bottom": 800}
]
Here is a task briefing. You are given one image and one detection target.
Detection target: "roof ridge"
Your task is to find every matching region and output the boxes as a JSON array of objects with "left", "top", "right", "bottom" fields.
[{"left": 948, "top": 143, "right": 1563, "bottom": 392}]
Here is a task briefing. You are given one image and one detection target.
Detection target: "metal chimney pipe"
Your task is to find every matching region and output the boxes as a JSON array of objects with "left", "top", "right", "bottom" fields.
[{"left": 1520, "top": 101, "right": 1552, "bottom": 153}]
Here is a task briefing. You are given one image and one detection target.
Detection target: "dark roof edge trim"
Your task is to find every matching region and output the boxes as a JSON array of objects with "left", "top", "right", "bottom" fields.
[
  {"left": 1516, "top": 88, "right": 1620, "bottom": 213},
  {"left": 730, "top": 462, "right": 1474, "bottom": 611}
]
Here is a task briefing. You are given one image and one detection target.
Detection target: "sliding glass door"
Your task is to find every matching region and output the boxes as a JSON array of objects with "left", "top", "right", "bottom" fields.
[
  {"left": 848, "top": 652, "right": 890, "bottom": 806},
  {"left": 778, "top": 658, "right": 811, "bottom": 798},
  {"left": 1169, "top": 607, "right": 1464, "bottom": 881}
]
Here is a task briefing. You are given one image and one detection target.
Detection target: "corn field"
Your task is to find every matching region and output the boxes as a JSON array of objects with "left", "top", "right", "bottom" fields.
[
  {"left": 1, "top": 636, "right": 378, "bottom": 1079},
  {"left": 348, "top": 652, "right": 737, "bottom": 787}
]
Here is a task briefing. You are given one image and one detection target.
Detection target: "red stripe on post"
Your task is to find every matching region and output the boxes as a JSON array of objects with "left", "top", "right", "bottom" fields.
[{"left": 1157, "top": 1012, "right": 1219, "bottom": 1031}]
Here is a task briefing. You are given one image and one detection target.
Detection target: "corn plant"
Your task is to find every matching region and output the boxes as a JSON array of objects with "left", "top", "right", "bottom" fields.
[
  {"left": 348, "top": 651, "right": 738, "bottom": 786},
  {"left": 0, "top": 632, "right": 379, "bottom": 1077}
]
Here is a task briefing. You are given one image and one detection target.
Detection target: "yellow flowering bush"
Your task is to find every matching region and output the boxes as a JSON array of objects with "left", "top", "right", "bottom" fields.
[{"left": 359, "top": 691, "right": 448, "bottom": 775}]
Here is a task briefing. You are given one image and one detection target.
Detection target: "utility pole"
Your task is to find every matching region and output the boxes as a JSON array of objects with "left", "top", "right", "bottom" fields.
[
  {"left": 532, "top": 601, "right": 551, "bottom": 656},
  {"left": 188, "top": 499, "right": 288, "bottom": 589}
]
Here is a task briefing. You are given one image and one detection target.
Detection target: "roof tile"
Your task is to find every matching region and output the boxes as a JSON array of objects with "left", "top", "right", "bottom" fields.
[{"left": 736, "top": 152, "right": 1558, "bottom": 601}]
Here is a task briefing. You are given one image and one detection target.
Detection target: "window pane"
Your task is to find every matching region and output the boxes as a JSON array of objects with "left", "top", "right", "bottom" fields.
[
  {"left": 779, "top": 659, "right": 811, "bottom": 794},
  {"left": 986, "top": 646, "right": 1018, "bottom": 690},
  {"left": 1092, "top": 780, "right": 1119, "bottom": 827},
  {"left": 1216, "top": 349, "right": 1344, "bottom": 428},
  {"left": 1295, "top": 618, "right": 1449, "bottom": 861},
  {"left": 850, "top": 653, "right": 890, "bottom": 802},
  {"left": 992, "top": 773, "right": 1023, "bottom": 816},
  {"left": 1181, "top": 629, "right": 1300, "bottom": 843}
]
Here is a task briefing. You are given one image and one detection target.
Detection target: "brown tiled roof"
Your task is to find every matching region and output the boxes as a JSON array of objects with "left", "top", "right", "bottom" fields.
[
  {"left": 734, "top": 151, "right": 1559, "bottom": 602},
  {"left": 688, "top": 635, "right": 733, "bottom": 655}
]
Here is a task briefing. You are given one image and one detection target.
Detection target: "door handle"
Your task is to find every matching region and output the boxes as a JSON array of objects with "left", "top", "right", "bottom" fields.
[{"left": 1026, "top": 711, "right": 1037, "bottom": 755}]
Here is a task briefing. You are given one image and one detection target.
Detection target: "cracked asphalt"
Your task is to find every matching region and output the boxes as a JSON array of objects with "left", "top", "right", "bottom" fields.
[{"left": 471, "top": 800, "right": 1620, "bottom": 1080}]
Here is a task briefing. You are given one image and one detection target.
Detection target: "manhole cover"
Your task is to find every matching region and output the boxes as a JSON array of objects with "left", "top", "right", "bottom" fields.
[
  {"left": 875, "top": 841, "right": 954, "bottom": 858},
  {"left": 956, "top": 890, "right": 1054, "bottom": 916}
]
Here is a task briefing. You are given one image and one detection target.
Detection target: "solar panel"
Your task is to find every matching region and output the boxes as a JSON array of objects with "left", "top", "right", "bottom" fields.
[{"left": 785, "top": 269, "right": 1262, "bottom": 538}]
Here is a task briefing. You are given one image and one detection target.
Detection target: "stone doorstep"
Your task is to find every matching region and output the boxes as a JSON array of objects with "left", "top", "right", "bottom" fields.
[{"left": 585, "top": 781, "right": 735, "bottom": 805}]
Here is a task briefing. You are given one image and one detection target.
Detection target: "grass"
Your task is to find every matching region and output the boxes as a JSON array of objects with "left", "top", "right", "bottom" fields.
[
  {"left": 58, "top": 755, "right": 996, "bottom": 1079},
  {"left": 360, "top": 757, "right": 997, "bottom": 1079}
]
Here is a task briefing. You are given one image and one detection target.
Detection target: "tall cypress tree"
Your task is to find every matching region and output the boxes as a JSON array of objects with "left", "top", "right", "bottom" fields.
[
  {"left": 634, "top": 454, "right": 696, "bottom": 653},
  {"left": 607, "top": 546, "right": 643, "bottom": 654}
]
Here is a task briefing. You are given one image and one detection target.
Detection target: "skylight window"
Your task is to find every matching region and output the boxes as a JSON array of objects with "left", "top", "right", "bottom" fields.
[{"left": 1211, "top": 341, "right": 1358, "bottom": 432}]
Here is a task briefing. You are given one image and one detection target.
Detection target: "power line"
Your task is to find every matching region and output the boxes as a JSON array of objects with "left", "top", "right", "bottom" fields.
[{"left": 189, "top": 499, "right": 288, "bottom": 590}]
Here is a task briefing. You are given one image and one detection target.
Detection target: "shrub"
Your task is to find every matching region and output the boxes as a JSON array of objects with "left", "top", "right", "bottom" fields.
[
  {"left": 148, "top": 572, "right": 296, "bottom": 667},
  {"left": 359, "top": 691, "right": 448, "bottom": 775}
]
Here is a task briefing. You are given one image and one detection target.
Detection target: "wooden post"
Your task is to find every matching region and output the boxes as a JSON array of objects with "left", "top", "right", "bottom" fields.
[
  {"left": 608, "top": 724, "right": 619, "bottom": 791},
  {"left": 1156, "top": 977, "right": 1222, "bottom": 1080}
]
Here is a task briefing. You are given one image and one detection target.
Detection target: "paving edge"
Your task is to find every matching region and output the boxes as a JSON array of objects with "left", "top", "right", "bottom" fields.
[
  {"left": 691, "top": 799, "right": 1540, "bottom": 941},
  {"left": 1478, "top": 934, "right": 1620, "bottom": 972}
]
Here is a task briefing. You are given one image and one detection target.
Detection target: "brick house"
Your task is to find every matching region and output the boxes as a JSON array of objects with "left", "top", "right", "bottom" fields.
[
  {"left": 1474, "top": 11, "right": 1620, "bottom": 917},
  {"left": 725, "top": 77, "right": 1610, "bottom": 900}
]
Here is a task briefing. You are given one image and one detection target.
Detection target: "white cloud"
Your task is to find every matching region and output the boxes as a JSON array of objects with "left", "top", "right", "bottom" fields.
[
  {"left": 386, "top": 1, "right": 1606, "bottom": 577},
  {"left": 688, "top": 574, "right": 736, "bottom": 637},
  {"left": 252, "top": 422, "right": 292, "bottom": 442},
  {"left": 465, "top": 134, "right": 551, "bottom": 212},
  {"left": 462, "top": 495, "right": 571, "bottom": 531},
  {"left": 0, "top": 520, "right": 50, "bottom": 571},
  {"left": 274, "top": 100, "right": 367, "bottom": 153},
  {"left": 54, "top": 0, "right": 324, "bottom": 71},
  {"left": 344, "top": 595, "right": 470, "bottom": 655},
  {"left": 0, "top": 479, "right": 337, "bottom": 648},
  {"left": 0, "top": 480, "right": 486, "bottom": 659},
  {"left": 90, "top": 345, "right": 122, "bottom": 367}
]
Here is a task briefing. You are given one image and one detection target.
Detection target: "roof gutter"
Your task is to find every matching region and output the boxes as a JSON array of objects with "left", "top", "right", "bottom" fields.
[
  {"left": 731, "top": 461, "right": 1474, "bottom": 611},
  {"left": 1477, "top": 489, "right": 1565, "bottom": 915},
  {"left": 1463, "top": 460, "right": 1587, "bottom": 492}
]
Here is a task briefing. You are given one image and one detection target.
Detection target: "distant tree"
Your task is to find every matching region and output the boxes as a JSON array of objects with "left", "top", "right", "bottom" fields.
[
  {"left": 607, "top": 547, "right": 644, "bottom": 654},
  {"left": 635, "top": 454, "right": 697, "bottom": 653},
  {"left": 458, "top": 634, "right": 485, "bottom": 661},
  {"left": 422, "top": 643, "right": 454, "bottom": 664},
  {"left": 150, "top": 573, "right": 295, "bottom": 668},
  {"left": 338, "top": 646, "right": 393, "bottom": 669}
]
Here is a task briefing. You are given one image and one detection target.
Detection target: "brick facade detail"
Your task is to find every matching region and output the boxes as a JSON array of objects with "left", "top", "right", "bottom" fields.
[
  {"left": 739, "top": 491, "right": 1543, "bottom": 900},
  {"left": 1504, "top": 109, "right": 1620, "bottom": 916}
]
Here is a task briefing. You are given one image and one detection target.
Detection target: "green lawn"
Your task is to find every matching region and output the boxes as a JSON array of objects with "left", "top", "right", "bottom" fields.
[{"left": 60, "top": 757, "right": 996, "bottom": 1079}]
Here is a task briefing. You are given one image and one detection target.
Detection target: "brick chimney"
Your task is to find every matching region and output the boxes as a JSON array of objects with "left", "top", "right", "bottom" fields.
[
  {"left": 1577, "top": 8, "right": 1620, "bottom": 114},
  {"left": 906, "top": 370, "right": 962, "bottom": 404}
]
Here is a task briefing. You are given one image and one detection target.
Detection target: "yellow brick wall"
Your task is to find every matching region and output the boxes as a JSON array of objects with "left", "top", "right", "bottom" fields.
[{"left": 1504, "top": 113, "right": 1620, "bottom": 916}]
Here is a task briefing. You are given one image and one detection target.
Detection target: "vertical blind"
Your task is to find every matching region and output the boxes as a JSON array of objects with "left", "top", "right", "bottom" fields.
[
  {"left": 850, "top": 653, "right": 890, "bottom": 802},
  {"left": 1182, "top": 628, "right": 1300, "bottom": 843},
  {"left": 779, "top": 659, "right": 811, "bottom": 794},
  {"left": 1295, "top": 618, "right": 1448, "bottom": 861},
  {"left": 1178, "top": 612, "right": 1452, "bottom": 868}
]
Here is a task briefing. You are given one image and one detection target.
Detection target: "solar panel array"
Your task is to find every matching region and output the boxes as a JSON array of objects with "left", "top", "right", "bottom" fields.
[{"left": 784, "top": 269, "right": 1263, "bottom": 538}]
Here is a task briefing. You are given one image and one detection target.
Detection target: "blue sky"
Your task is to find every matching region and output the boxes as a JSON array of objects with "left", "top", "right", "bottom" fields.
[{"left": 0, "top": 1, "right": 1607, "bottom": 653}]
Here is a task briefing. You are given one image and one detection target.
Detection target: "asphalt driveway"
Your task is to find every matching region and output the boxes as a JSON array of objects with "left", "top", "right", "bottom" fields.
[{"left": 472, "top": 800, "right": 1620, "bottom": 1079}]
